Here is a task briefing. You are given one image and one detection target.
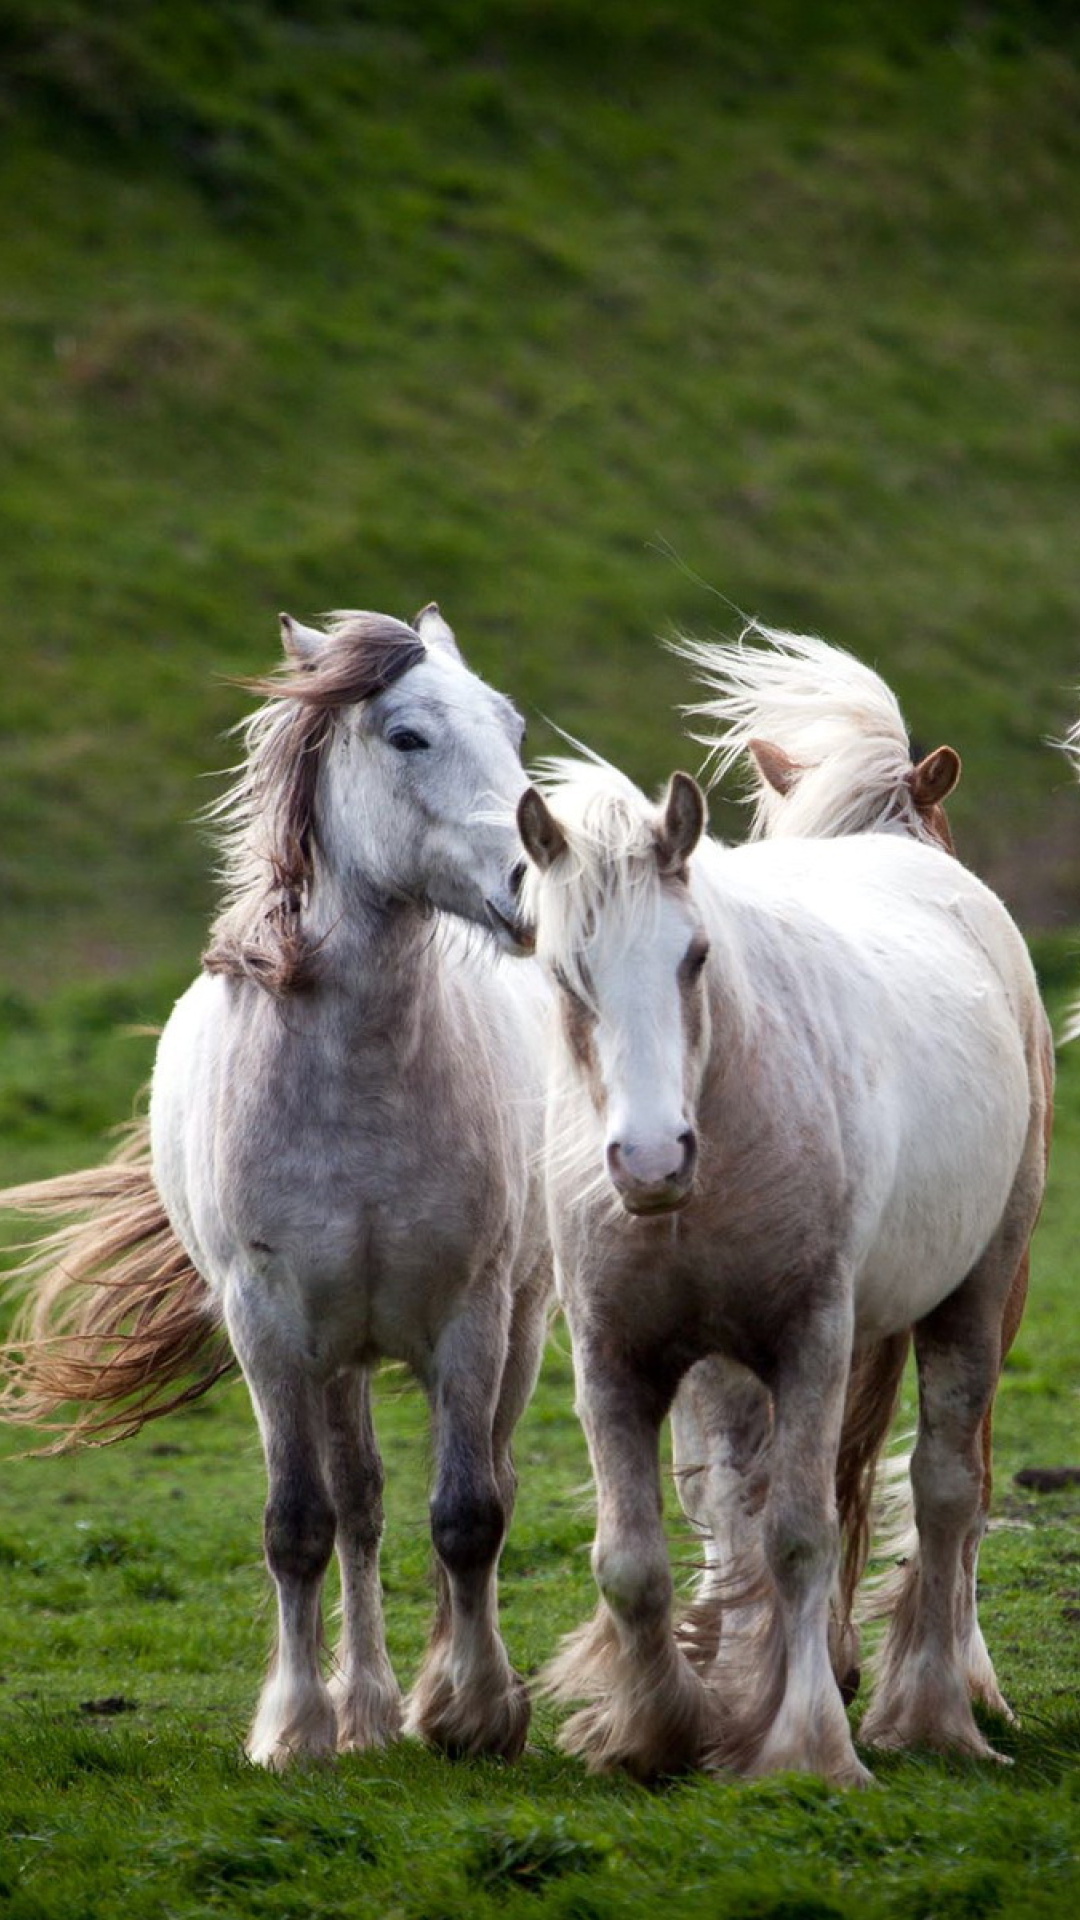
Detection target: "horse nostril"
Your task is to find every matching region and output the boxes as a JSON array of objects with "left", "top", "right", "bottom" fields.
[
  {"left": 509, "top": 859, "right": 527, "bottom": 899},
  {"left": 606, "top": 1141, "right": 624, "bottom": 1178},
  {"left": 677, "top": 1130, "right": 697, "bottom": 1175}
]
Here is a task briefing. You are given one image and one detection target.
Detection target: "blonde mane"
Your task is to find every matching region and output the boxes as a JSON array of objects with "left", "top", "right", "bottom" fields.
[
  {"left": 672, "top": 623, "right": 936, "bottom": 843},
  {"left": 202, "top": 611, "right": 425, "bottom": 995}
]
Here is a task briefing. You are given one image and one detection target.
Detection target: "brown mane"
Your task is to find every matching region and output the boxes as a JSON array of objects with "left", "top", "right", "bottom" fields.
[{"left": 202, "top": 613, "right": 425, "bottom": 996}]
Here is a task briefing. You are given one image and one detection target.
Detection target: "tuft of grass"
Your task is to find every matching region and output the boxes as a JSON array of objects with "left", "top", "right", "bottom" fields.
[{"left": 464, "top": 1812, "right": 608, "bottom": 1894}]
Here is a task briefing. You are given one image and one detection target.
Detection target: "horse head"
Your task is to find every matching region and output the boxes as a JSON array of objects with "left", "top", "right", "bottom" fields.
[
  {"left": 519, "top": 767, "right": 711, "bottom": 1215},
  {"left": 206, "top": 603, "right": 535, "bottom": 990}
]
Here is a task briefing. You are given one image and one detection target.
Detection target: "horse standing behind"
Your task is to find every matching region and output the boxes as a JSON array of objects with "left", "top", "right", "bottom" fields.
[
  {"left": 1, "top": 604, "right": 551, "bottom": 1770},
  {"left": 665, "top": 624, "right": 1042, "bottom": 1728},
  {"left": 518, "top": 752, "right": 1051, "bottom": 1785}
]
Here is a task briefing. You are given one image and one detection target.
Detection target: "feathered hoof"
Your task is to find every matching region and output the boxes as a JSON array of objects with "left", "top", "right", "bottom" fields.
[
  {"left": 535, "top": 1606, "right": 620, "bottom": 1706},
  {"left": 860, "top": 1696, "right": 1009, "bottom": 1764},
  {"left": 746, "top": 1733, "right": 874, "bottom": 1789},
  {"left": 404, "top": 1663, "right": 530, "bottom": 1762},
  {"left": 330, "top": 1669, "right": 404, "bottom": 1753},
  {"left": 557, "top": 1653, "right": 714, "bottom": 1782},
  {"left": 964, "top": 1664, "right": 1018, "bottom": 1726},
  {"left": 246, "top": 1684, "right": 338, "bottom": 1771},
  {"left": 674, "top": 1594, "right": 724, "bottom": 1673}
]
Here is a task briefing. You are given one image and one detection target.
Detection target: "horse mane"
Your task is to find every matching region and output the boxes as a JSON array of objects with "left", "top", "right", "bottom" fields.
[
  {"left": 520, "top": 758, "right": 670, "bottom": 1008},
  {"left": 202, "top": 611, "right": 426, "bottom": 996},
  {"left": 672, "top": 623, "right": 938, "bottom": 844}
]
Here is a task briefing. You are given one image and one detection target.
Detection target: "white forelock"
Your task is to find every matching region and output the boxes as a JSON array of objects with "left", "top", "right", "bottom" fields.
[{"left": 521, "top": 757, "right": 672, "bottom": 1006}]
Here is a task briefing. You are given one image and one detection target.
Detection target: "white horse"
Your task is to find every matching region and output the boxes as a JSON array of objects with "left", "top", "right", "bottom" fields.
[
  {"left": 664, "top": 625, "right": 1040, "bottom": 1722},
  {"left": 1, "top": 604, "right": 551, "bottom": 1770},
  {"left": 517, "top": 755, "right": 1051, "bottom": 1786}
]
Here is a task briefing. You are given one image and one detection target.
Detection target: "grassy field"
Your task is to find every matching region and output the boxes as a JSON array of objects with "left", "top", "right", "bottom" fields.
[
  {"left": 0, "top": 960, "right": 1078, "bottom": 1918},
  {"left": 1, "top": 961, "right": 1076, "bottom": 1919},
  {"left": 3, "top": 3, "right": 1080, "bottom": 1914},
  {"left": 3, "top": 2, "right": 1080, "bottom": 991}
]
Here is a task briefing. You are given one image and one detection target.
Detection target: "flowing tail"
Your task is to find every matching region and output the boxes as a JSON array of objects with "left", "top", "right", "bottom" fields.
[
  {"left": 0, "top": 1118, "right": 233, "bottom": 1449},
  {"left": 672, "top": 623, "right": 959, "bottom": 845},
  {"left": 833, "top": 1334, "right": 911, "bottom": 1667}
]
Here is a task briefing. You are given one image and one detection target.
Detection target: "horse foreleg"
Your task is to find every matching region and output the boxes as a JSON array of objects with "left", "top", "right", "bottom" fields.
[
  {"left": 324, "top": 1369, "right": 403, "bottom": 1751},
  {"left": 671, "top": 1355, "right": 771, "bottom": 1680},
  {"left": 542, "top": 1346, "right": 713, "bottom": 1780},
  {"left": 226, "top": 1292, "right": 337, "bottom": 1770},
  {"left": 404, "top": 1296, "right": 528, "bottom": 1760},
  {"left": 491, "top": 1259, "right": 551, "bottom": 1572},
  {"left": 718, "top": 1302, "right": 869, "bottom": 1787}
]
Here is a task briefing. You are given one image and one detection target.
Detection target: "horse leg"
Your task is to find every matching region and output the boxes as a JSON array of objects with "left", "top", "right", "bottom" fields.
[
  {"left": 957, "top": 1247, "right": 1030, "bottom": 1721},
  {"left": 225, "top": 1292, "right": 337, "bottom": 1770},
  {"left": 718, "top": 1300, "right": 869, "bottom": 1786},
  {"left": 404, "top": 1293, "right": 529, "bottom": 1760},
  {"left": 491, "top": 1260, "right": 551, "bottom": 1593},
  {"left": 542, "top": 1344, "right": 713, "bottom": 1779},
  {"left": 671, "top": 1356, "right": 772, "bottom": 1682},
  {"left": 831, "top": 1330, "right": 911, "bottom": 1703},
  {"left": 324, "top": 1368, "right": 403, "bottom": 1751},
  {"left": 862, "top": 1092, "right": 1046, "bottom": 1759},
  {"left": 859, "top": 1278, "right": 1008, "bottom": 1758}
]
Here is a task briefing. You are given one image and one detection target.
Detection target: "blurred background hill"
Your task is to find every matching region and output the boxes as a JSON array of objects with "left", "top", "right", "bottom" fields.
[{"left": 2, "top": 0, "right": 1080, "bottom": 1002}]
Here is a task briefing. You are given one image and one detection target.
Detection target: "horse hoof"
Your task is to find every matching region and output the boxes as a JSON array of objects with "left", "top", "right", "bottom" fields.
[{"left": 405, "top": 1666, "right": 530, "bottom": 1762}]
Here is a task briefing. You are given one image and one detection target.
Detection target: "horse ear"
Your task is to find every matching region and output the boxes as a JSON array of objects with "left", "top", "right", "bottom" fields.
[
  {"left": 413, "top": 602, "right": 461, "bottom": 659},
  {"left": 656, "top": 771, "right": 706, "bottom": 874},
  {"left": 280, "top": 613, "right": 326, "bottom": 663},
  {"left": 749, "top": 737, "right": 800, "bottom": 796},
  {"left": 909, "top": 744, "right": 961, "bottom": 809},
  {"left": 518, "top": 787, "right": 568, "bottom": 871}
]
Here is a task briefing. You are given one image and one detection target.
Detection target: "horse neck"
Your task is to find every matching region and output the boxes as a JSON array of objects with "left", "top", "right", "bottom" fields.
[{"left": 304, "top": 858, "right": 443, "bottom": 1026}]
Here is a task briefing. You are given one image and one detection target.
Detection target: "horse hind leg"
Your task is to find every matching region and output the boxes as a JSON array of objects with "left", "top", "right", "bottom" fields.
[
  {"left": 862, "top": 1121, "right": 1045, "bottom": 1760},
  {"left": 324, "top": 1369, "right": 403, "bottom": 1751},
  {"left": 948, "top": 1245, "right": 1030, "bottom": 1725},
  {"left": 405, "top": 1287, "right": 531, "bottom": 1761},
  {"left": 859, "top": 1295, "right": 1004, "bottom": 1759},
  {"left": 831, "top": 1329, "right": 911, "bottom": 1704},
  {"left": 226, "top": 1289, "right": 337, "bottom": 1770}
]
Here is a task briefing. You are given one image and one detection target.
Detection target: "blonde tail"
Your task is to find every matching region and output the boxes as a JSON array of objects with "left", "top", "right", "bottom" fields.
[{"left": 0, "top": 1119, "right": 232, "bottom": 1449}]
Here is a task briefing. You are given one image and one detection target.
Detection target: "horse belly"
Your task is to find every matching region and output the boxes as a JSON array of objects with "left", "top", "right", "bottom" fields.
[{"left": 851, "top": 1030, "right": 1030, "bottom": 1340}]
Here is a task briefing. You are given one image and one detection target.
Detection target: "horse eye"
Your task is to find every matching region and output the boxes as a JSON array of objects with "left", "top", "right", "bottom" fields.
[
  {"left": 683, "top": 938, "right": 710, "bottom": 981},
  {"left": 387, "top": 728, "right": 429, "bottom": 753}
]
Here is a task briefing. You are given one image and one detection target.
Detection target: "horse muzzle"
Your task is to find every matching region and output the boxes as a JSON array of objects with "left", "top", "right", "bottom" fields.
[
  {"left": 483, "top": 895, "right": 536, "bottom": 956},
  {"left": 606, "top": 1130, "right": 697, "bottom": 1215}
]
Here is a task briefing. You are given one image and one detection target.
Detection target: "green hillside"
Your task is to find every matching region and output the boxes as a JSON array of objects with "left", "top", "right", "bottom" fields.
[
  {"left": 3, "top": 0, "right": 1080, "bottom": 996},
  {"left": 2, "top": 14, "right": 1080, "bottom": 1905}
]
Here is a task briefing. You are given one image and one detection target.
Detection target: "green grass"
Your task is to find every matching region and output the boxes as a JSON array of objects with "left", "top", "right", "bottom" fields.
[
  {"left": 3, "top": 6, "right": 1080, "bottom": 1912},
  {"left": 0, "top": 960, "right": 1078, "bottom": 1916},
  {"left": 3, "top": 2, "right": 1080, "bottom": 989}
]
